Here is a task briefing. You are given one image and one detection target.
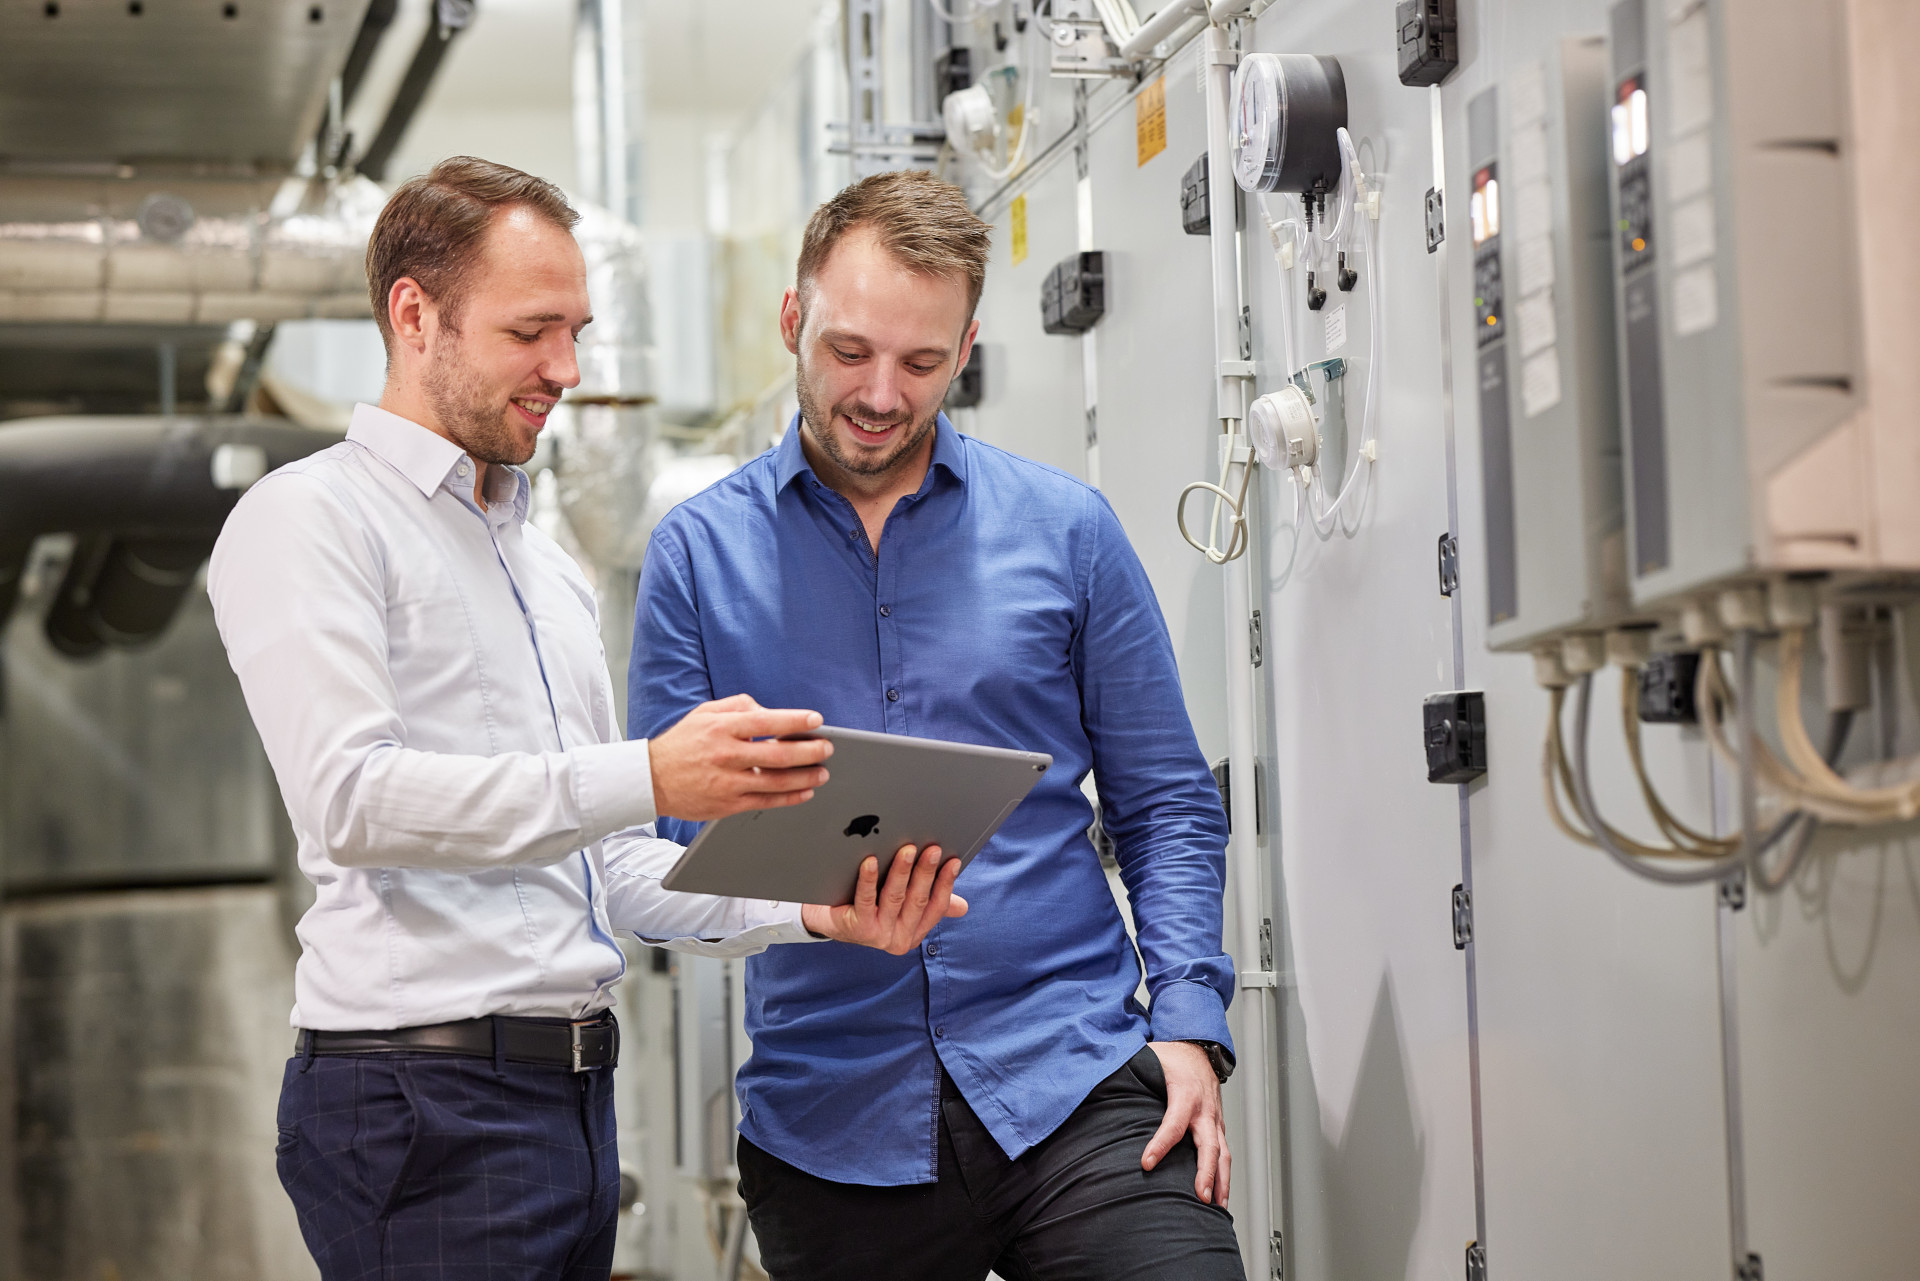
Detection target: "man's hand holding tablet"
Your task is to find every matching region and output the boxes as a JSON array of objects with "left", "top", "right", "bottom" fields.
[{"left": 648, "top": 694, "right": 966, "bottom": 955}]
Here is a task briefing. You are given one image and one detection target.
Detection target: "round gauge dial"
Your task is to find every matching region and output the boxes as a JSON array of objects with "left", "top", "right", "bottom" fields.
[
  {"left": 1232, "top": 53, "right": 1289, "bottom": 193},
  {"left": 1228, "top": 53, "right": 1349, "bottom": 196}
]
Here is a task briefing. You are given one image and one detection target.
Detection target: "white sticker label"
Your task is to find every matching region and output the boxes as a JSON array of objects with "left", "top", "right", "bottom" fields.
[
  {"left": 1517, "top": 235, "right": 1556, "bottom": 297},
  {"left": 1510, "top": 122, "right": 1549, "bottom": 187},
  {"left": 1510, "top": 61, "right": 1548, "bottom": 129},
  {"left": 1516, "top": 291, "right": 1558, "bottom": 357},
  {"left": 1673, "top": 263, "right": 1719, "bottom": 336},
  {"left": 1671, "top": 195, "right": 1716, "bottom": 268},
  {"left": 1323, "top": 304, "right": 1347, "bottom": 354},
  {"left": 1668, "top": 8, "right": 1714, "bottom": 139},
  {"left": 1522, "top": 348, "right": 1563, "bottom": 417},
  {"left": 1516, "top": 181, "right": 1552, "bottom": 243},
  {"left": 1666, "top": 132, "right": 1712, "bottom": 202}
]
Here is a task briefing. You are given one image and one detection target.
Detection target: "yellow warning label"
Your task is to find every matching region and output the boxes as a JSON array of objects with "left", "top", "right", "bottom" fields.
[
  {"left": 1136, "top": 77, "right": 1167, "bottom": 167},
  {"left": 1011, "top": 194, "right": 1028, "bottom": 266}
]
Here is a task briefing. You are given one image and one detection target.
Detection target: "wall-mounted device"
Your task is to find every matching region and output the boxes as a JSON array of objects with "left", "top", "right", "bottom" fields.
[
  {"left": 1605, "top": 0, "right": 1920, "bottom": 610},
  {"left": 1042, "top": 251, "right": 1106, "bottom": 334},
  {"left": 1230, "top": 54, "right": 1348, "bottom": 198},
  {"left": 1397, "top": 0, "right": 1459, "bottom": 88},
  {"left": 945, "top": 344, "right": 985, "bottom": 409},
  {"left": 1468, "top": 38, "right": 1632, "bottom": 654}
]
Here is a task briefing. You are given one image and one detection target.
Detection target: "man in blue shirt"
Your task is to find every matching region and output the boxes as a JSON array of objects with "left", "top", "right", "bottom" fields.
[{"left": 631, "top": 170, "right": 1244, "bottom": 1280}]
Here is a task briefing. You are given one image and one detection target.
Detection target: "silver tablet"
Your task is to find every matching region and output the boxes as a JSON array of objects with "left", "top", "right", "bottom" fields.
[{"left": 660, "top": 726, "right": 1053, "bottom": 905}]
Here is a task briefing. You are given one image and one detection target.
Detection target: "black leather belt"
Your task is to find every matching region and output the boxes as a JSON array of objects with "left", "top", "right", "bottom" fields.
[{"left": 298, "top": 1013, "right": 619, "bottom": 1072}]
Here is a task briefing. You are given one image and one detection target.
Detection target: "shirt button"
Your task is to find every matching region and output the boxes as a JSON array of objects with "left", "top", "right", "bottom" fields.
[
  {"left": 935, "top": 1027, "right": 946, "bottom": 1039},
  {"left": 887, "top": 688, "right": 900, "bottom": 702},
  {"left": 878, "top": 605, "right": 891, "bottom": 617},
  {"left": 456, "top": 463, "right": 470, "bottom": 477},
  {"left": 925, "top": 941, "right": 939, "bottom": 956}
]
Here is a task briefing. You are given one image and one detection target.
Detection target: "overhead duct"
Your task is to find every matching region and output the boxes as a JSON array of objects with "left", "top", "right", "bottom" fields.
[
  {"left": 550, "top": 201, "right": 666, "bottom": 571},
  {"left": 0, "top": 415, "right": 343, "bottom": 654},
  {"left": 0, "top": 175, "right": 380, "bottom": 327}
]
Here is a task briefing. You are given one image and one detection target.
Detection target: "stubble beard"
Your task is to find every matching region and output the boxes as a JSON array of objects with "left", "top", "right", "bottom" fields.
[
  {"left": 422, "top": 334, "right": 539, "bottom": 467},
  {"left": 795, "top": 352, "right": 940, "bottom": 480}
]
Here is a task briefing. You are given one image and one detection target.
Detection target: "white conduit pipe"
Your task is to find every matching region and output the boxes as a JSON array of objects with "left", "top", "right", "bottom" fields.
[
  {"left": 1201, "top": 19, "right": 1276, "bottom": 1281},
  {"left": 1116, "top": 0, "right": 1205, "bottom": 61}
]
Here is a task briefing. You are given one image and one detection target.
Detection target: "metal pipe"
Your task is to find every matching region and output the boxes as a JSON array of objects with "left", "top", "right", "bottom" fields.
[
  {"left": 357, "top": 0, "right": 477, "bottom": 182},
  {"left": 1117, "top": 0, "right": 1205, "bottom": 64},
  {"left": 1203, "top": 22, "right": 1247, "bottom": 424},
  {"left": 1201, "top": 19, "right": 1275, "bottom": 1280}
]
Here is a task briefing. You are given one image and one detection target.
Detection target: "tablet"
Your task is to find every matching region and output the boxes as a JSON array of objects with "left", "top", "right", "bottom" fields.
[{"left": 660, "top": 726, "right": 1053, "bottom": 905}]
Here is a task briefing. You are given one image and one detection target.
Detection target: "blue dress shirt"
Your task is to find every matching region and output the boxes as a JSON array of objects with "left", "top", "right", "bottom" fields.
[{"left": 630, "top": 414, "right": 1233, "bottom": 1186}]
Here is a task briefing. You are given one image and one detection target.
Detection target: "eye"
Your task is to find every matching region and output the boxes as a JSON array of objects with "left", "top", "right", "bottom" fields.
[
  {"left": 833, "top": 347, "right": 863, "bottom": 364},
  {"left": 907, "top": 363, "right": 939, "bottom": 376},
  {"left": 510, "top": 330, "right": 539, "bottom": 343}
]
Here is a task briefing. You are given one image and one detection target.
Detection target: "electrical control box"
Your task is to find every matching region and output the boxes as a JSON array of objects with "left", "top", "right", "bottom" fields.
[
  {"left": 1468, "top": 38, "right": 1630, "bottom": 654},
  {"left": 1042, "top": 251, "right": 1106, "bottom": 335},
  {"left": 1181, "top": 152, "right": 1211, "bottom": 236},
  {"left": 1424, "top": 691, "right": 1488, "bottom": 784},
  {"left": 944, "top": 343, "right": 985, "bottom": 409},
  {"left": 1605, "top": 0, "right": 1920, "bottom": 610},
  {"left": 1396, "top": 0, "right": 1459, "bottom": 88}
]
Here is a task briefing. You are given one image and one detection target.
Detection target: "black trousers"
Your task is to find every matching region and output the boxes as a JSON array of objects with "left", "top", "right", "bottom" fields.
[{"left": 738, "top": 1047, "right": 1247, "bottom": 1281}]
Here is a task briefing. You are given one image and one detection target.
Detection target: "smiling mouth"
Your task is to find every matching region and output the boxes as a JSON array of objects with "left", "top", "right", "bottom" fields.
[
  {"left": 511, "top": 397, "right": 554, "bottom": 424},
  {"left": 843, "top": 412, "right": 903, "bottom": 438}
]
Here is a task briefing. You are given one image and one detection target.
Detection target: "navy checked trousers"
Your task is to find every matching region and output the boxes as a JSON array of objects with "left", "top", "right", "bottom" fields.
[{"left": 276, "top": 1049, "right": 619, "bottom": 1281}]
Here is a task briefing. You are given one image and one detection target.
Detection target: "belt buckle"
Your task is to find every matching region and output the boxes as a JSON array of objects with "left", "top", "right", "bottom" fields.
[{"left": 570, "top": 1021, "right": 586, "bottom": 1073}]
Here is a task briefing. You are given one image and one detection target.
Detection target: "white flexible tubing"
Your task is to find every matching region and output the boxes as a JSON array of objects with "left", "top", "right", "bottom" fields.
[
  {"left": 1200, "top": 22, "right": 1273, "bottom": 1281},
  {"left": 1305, "top": 206, "right": 1380, "bottom": 537},
  {"left": 1256, "top": 194, "right": 1302, "bottom": 379},
  {"left": 969, "top": 13, "right": 1041, "bottom": 182}
]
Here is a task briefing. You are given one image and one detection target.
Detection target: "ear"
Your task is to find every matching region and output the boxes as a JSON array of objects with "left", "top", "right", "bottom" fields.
[
  {"left": 954, "top": 317, "right": 979, "bottom": 373},
  {"left": 387, "top": 277, "right": 432, "bottom": 356},
  {"left": 779, "top": 286, "right": 803, "bottom": 356}
]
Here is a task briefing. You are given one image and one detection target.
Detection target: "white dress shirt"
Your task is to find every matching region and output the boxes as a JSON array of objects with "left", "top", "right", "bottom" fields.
[{"left": 209, "top": 403, "right": 811, "bottom": 1031}]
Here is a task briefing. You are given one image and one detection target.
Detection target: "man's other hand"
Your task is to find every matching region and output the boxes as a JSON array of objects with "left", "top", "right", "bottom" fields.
[
  {"left": 801, "top": 844, "right": 968, "bottom": 954},
  {"left": 1140, "top": 1040, "right": 1231, "bottom": 1206},
  {"left": 649, "top": 694, "right": 833, "bottom": 821}
]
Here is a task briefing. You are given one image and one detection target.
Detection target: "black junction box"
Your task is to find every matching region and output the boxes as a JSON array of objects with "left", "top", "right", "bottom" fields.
[
  {"left": 944, "top": 344, "right": 985, "bottom": 409},
  {"left": 938, "top": 46, "right": 972, "bottom": 97},
  {"left": 1042, "top": 251, "right": 1106, "bottom": 335},
  {"left": 1396, "top": 0, "right": 1459, "bottom": 88},
  {"left": 1424, "top": 690, "right": 1487, "bottom": 784},
  {"left": 1638, "top": 652, "right": 1702, "bottom": 724},
  {"left": 1181, "top": 152, "right": 1211, "bottom": 236}
]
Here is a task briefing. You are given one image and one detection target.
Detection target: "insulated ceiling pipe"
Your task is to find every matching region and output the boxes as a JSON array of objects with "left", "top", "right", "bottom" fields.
[{"left": 0, "top": 416, "right": 343, "bottom": 654}]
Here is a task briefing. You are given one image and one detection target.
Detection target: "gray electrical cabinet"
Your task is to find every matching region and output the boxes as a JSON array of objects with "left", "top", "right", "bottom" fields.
[
  {"left": 1470, "top": 37, "right": 1629, "bottom": 653},
  {"left": 1603, "top": 0, "right": 1916, "bottom": 610}
]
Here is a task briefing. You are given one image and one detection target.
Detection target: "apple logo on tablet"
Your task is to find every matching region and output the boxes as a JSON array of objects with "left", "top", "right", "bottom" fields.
[{"left": 843, "top": 815, "right": 880, "bottom": 838}]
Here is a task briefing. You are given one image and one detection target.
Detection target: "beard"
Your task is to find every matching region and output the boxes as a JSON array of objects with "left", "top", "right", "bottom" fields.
[
  {"left": 422, "top": 337, "right": 548, "bottom": 467},
  {"left": 794, "top": 352, "right": 941, "bottom": 480}
]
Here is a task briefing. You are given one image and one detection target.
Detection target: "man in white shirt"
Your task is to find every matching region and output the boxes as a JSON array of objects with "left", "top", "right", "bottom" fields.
[{"left": 208, "top": 156, "right": 964, "bottom": 1280}]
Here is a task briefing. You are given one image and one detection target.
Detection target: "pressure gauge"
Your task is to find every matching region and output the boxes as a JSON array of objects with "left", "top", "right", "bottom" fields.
[
  {"left": 1247, "top": 384, "right": 1317, "bottom": 471},
  {"left": 1230, "top": 53, "right": 1350, "bottom": 195},
  {"left": 943, "top": 86, "right": 1000, "bottom": 161}
]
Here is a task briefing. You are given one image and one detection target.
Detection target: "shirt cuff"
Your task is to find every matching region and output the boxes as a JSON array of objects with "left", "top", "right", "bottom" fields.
[
  {"left": 1147, "top": 979, "right": 1236, "bottom": 1058},
  {"left": 573, "top": 739, "right": 656, "bottom": 837}
]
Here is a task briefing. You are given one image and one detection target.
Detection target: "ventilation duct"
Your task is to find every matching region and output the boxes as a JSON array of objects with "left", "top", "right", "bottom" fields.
[
  {"left": 0, "top": 415, "right": 342, "bottom": 655},
  {"left": 0, "top": 176, "right": 380, "bottom": 327}
]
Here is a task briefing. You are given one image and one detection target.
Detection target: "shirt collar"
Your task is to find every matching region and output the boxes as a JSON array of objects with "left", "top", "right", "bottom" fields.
[
  {"left": 347, "top": 402, "right": 531, "bottom": 524},
  {"left": 774, "top": 411, "right": 968, "bottom": 495}
]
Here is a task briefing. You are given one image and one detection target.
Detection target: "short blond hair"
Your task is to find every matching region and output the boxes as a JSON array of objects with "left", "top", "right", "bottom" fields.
[{"left": 796, "top": 170, "right": 991, "bottom": 320}]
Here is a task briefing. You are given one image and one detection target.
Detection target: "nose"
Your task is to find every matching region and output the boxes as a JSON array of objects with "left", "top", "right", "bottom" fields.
[
  {"left": 541, "top": 331, "right": 581, "bottom": 391},
  {"left": 859, "top": 362, "right": 903, "bottom": 417}
]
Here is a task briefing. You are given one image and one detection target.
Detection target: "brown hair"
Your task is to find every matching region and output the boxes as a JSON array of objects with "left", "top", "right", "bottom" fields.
[
  {"left": 795, "top": 169, "right": 991, "bottom": 324},
  {"left": 365, "top": 156, "right": 580, "bottom": 346}
]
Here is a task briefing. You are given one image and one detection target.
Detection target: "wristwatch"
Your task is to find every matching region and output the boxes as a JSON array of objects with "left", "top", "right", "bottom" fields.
[{"left": 1182, "top": 1039, "right": 1235, "bottom": 1083}]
